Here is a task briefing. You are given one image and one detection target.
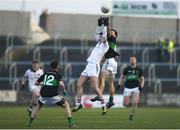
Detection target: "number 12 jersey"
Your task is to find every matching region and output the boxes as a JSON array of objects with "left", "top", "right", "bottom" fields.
[{"left": 37, "top": 69, "right": 63, "bottom": 97}]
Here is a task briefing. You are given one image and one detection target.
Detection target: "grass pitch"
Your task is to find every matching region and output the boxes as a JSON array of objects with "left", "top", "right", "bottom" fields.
[{"left": 0, "top": 106, "right": 180, "bottom": 129}]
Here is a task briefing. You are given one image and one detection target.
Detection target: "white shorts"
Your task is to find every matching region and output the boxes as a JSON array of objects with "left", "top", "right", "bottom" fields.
[
  {"left": 39, "top": 95, "right": 64, "bottom": 104},
  {"left": 102, "top": 58, "right": 117, "bottom": 75},
  {"left": 28, "top": 85, "right": 41, "bottom": 96},
  {"left": 123, "top": 87, "right": 139, "bottom": 96},
  {"left": 81, "top": 62, "right": 100, "bottom": 77}
]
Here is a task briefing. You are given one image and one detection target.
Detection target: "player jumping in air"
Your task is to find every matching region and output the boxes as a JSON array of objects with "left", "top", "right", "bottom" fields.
[
  {"left": 90, "top": 19, "right": 119, "bottom": 109},
  {"left": 72, "top": 17, "right": 110, "bottom": 115}
]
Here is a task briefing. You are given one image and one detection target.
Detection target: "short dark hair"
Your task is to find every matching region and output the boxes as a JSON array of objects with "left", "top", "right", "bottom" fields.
[
  {"left": 50, "top": 61, "right": 59, "bottom": 69},
  {"left": 130, "top": 55, "right": 136, "bottom": 59},
  {"left": 111, "top": 29, "right": 118, "bottom": 37},
  {"left": 32, "top": 60, "right": 38, "bottom": 64}
]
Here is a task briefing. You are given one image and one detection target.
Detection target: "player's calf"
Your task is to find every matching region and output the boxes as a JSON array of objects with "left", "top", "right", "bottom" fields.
[{"left": 27, "top": 116, "right": 34, "bottom": 127}]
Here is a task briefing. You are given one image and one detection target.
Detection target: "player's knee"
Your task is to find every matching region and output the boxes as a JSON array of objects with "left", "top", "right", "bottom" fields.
[
  {"left": 38, "top": 100, "right": 43, "bottom": 108},
  {"left": 36, "top": 93, "right": 40, "bottom": 97},
  {"left": 132, "top": 102, "right": 138, "bottom": 107},
  {"left": 91, "top": 85, "right": 96, "bottom": 89},
  {"left": 63, "top": 101, "right": 70, "bottom": 108},
  {"left": 123, "top": 102, "right": 129, "bottom": 107},
  {"left": 56, "top": 98, "right": 65, "bottom": 106}
]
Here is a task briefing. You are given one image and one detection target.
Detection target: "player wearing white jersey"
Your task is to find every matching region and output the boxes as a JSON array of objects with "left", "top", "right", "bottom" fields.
[
  {"left": 72, "top": 17, "right": 109, "bottom": 115},
  {"left": 90, "top": 27, "right": 119, "bottom": 109},
  {"left": 21, "top": 61, "right": 43, "bottom": 116}
]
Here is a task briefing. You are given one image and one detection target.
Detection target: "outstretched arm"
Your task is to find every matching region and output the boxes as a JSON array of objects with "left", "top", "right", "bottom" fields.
[{"left": 95, "top": 17, "right": 109, "bottom": 43}]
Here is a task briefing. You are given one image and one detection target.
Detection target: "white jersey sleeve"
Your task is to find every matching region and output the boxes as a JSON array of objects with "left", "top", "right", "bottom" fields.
[
  {"left": 95, "top": 25, "right": 107, "bottom": 43},
  {"left": 24, "top": 70, "right": 29, "bottom": 79}
]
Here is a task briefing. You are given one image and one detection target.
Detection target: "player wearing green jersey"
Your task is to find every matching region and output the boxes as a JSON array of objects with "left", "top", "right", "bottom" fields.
[
  {"left": 27, "top": 61, "right": 76, "bottom": 128},
  {"left": 118, "top": 56, "right": 144, "bottom": 120}
]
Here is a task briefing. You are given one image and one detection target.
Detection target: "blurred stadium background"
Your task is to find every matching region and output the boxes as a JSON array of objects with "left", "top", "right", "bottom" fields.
[{"left": 0, "top": 0, "right": 180, "bottom": 112}]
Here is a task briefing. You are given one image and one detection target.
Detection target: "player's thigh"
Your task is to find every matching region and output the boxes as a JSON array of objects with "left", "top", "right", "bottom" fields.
[
  {"left": 123, "top": 88, "right": 132, "bottom": 105},
  {"left": 61, "top": 100, "right": 70, "bottom": 108},
  {"left": 107, "top": 74, "right": 115, "bottom": 87},
  {"left": 132, "top": 92, "right": 139, "bottom": 104},
  {"left": 100, "top": 69, "right": 109, "bottom": 79},
  {"left": 37, "top": 100, "right": 44, "bottom": 109},
  {"left": 98, "top": 69, "right": 108, "bottom": 88},
  {"left": 76, "top": 75, "right": 87, "bottom": 87},
  {"left": 89, "top": 76, "right": 98, "bottom": 89},
  {"left": 31, "top": 92, "right": 38, "bottom": 102},
  {"left": 32, "top": 88, "right": 40, "bottom": 97},
  {"left": 123, "top": 95, "right": 130, "bottom": 106}
]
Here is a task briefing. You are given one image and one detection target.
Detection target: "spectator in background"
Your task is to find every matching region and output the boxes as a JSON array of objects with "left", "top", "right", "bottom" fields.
[
  {"left": 39, "top": 9, "right": 49, "bottom": 32},
  {"left": 156, "top": 38, "right": 167, "bottom": 62},
  {"left": 156, "top": 38, "right": 174, "bottom": 62},
  {"left": 166, "top": 39, "right": 174, "bottom": 56}
]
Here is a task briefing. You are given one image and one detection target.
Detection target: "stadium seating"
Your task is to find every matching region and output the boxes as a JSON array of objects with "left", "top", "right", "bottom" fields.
[{"left": 0, "top": 37, "right": 180, "bottom": 94}]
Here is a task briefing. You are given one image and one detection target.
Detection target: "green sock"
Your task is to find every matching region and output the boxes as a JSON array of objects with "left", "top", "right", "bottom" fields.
[
  {"left": 27, "top": 116, "right": 34, "bottom": 127},
  {"left": 109, "top": 96, "right": 114, "bottom": 102},
  {"left": 67, "top": 117, "right": 73, "bottom": 127}
]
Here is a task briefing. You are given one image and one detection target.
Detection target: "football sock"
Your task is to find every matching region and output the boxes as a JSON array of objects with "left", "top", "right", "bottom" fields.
[
  {"left": 100, "top": 100, "right": 106, "bottom": 107},
  {"left": 109, "top": 96, "right": 114, "bottom": 102},
  {"left": 76, "top": 98, "right": 81, "bottom": 106},
  {"left": 28, "top": 104, "right": 33, "bottom": 111},
  {"left": 27, "top": 116, "right": 34, "bottom": 127},
  {"left": 29, "top": 105, "right": 33, "bottom": 109},
  {"left": 67, "top": 117, "right": 73, "bottom": 126}
]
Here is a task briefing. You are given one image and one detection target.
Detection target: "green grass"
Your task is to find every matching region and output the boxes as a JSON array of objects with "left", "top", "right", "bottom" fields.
[{"left": 0, "top": 106, "right": 180, "bottom": 129}]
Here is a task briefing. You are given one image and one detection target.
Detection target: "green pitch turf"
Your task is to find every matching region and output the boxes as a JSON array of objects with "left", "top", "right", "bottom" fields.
[{"left": 0, "top": 106, "right": 180, "bottom": 129}]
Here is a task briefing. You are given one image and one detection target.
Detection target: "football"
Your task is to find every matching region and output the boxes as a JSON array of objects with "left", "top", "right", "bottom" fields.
[{"left": 101, "top": 6, "right": 110, "bottom": 14}]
